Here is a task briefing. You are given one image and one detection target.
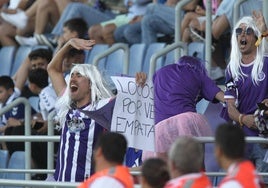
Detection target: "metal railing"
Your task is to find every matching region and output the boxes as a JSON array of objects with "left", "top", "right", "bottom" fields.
[
  {"left": 92, "top": 43, "right": 130, "bottom": 75},
  {"left": 233, "top": 0, "right": 247, "bottom": 26},
  {"left": 175, "top": 0, "right": 213, "bottom": 75},
  {"left": 47, "top": 110, "right": 57, "bottom": 170},
  {"left": 0, "top": 97, "right": 32, "bottom": 180},
  {"left": 148, "top": 42, "right": 187, "bottom": 79},
  {"left": 175, "top": 0, "right": 192, "bottom": 60},
  {"left": 0, "top": 179, "right": 79, "bottom": 188},
  {"left": 1, "top": 99, "right": 268, "bottom": 187}
]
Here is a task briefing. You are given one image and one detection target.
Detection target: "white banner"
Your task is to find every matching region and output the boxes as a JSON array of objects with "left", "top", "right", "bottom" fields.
[{"left": 111, "top": 76, "right": 155, "bottom": 151}]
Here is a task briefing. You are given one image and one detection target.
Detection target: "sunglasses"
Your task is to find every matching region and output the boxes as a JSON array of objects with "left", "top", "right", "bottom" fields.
[{"left": 235, "top": 27, "right": 254, "bottom": 35}]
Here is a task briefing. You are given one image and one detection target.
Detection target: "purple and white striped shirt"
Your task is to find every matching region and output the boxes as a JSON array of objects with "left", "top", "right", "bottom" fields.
[{"left": 54, "top": 99, "right": 111, "bottom": 182}]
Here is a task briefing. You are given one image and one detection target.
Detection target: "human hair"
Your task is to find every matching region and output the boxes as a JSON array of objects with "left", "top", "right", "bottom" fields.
[
  {"left": 215, "top": 123, "right": 245, "bottom": 159},
  {"left": 95, "top": 132, "right": 127, "bottom": 164},
  {"left": 168, "top": 136, "right": 203, "bottom": 174},
  {"left": 66, "top": 48, "right": 85, "bottom": 58},
  {"left": 55, "top": 64, "right": 114, "bottom": 121},
  {"left": 141, "top": 158, "right": 170, "bottom": 188},
  {"left": 28, "top": 68, "right": 49, "bottom": 89},
  {"left": 228, "top": 16, "right": 265, "bottom": 85},
  {"left": 28, "top": 48, "right": 53, "bottom": 63},
  {"left": 63, "top": 18, "right": 88, "bottom": 38},
  {"left": 0, "top": 75, "right": 15, "bottom": 90}
]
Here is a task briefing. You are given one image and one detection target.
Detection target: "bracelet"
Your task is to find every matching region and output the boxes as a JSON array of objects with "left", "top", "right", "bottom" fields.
[{"left": 238, "top": 114, "right": 245, "bottom": 127}]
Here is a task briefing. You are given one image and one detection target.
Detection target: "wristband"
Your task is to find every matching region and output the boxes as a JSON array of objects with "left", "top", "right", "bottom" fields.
[{"left": 255, "top": 31, "right": 268, "bottom": 46}]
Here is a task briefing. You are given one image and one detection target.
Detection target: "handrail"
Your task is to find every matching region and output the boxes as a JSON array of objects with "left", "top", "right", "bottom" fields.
[
  {"left": 0, "top": 179, "right": 79, "bottom": 188},
  {"left": 233, "top": 0, "right": 247, "bottom": 27},
  {"left": 92, "top": 43, "right": 130, "bottom": 75},
  {"left": 0, "top": 97, "right": 31, "bottom": 180},
  {"left": 0, "top": 135, "right": 267, "bottom": 186},
  {"left": 194, "top": 136, "right": 268, "bottom": 144},
  {"left": 205, "top": 0, "right": 212, "bottom": 75},
  {"left": 148, "top": 42, "right": 187, "bottom": 79},
  {"left": 0, "top": 135, "right": 60, "bottom": 141},
  {"left": 175, "top": 0, "right": 192, "bottom": 60},
  {"left": 47, "top": 110, "right": 57, "bottom": 170},
  {"left": 175, "top": 0, "right": 213, "bottom": 74}
]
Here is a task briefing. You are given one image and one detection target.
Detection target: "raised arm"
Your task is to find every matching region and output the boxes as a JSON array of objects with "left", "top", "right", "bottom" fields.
[
  {"left": 47, "top": 38, "right": 95, "bottom": 96},
  {"left": 253, "top": 10, "right": 268, "bottom": 50},
  {"left": 12, "top": 57, "right": 32, "bottom": 92}
]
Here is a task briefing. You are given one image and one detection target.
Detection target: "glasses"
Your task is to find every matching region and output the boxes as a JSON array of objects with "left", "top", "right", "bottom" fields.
[{"left": 235, "top": 27, "right": 254, "bottom": 35}]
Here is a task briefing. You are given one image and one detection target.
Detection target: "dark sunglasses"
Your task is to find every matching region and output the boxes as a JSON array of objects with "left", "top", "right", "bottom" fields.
[{"left": 235, "top": 27, "right": 254, "bottom": 35}]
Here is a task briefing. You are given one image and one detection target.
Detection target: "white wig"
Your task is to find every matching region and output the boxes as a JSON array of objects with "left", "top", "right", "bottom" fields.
[
  {"left": 228, "top": 16, "right": 265, "bottom": 85},
  {"left": 55, "top": 64, "right": 114, "bottom": 121}
]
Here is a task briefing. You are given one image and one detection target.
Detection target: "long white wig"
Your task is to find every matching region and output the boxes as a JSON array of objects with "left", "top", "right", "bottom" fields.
[
  {"left": 228, "top": 16, "right": 265, "bottom": 85},
  {"left": 55, "top": 64, "right": 114, "bottom": 122}
]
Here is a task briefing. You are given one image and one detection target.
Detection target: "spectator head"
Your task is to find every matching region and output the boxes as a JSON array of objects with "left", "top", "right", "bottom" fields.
[
  {"left": 0, "top": 75, "right": 15, "bottom": 104},
  {"left": 55, "top": 64, "right": 113, "bottom": 122},
  {"left": 215, "top": 123, "right": 245, "bottom": 169},
  {"left": 63, "top": 18, "right": 88, "bottom": 41},
  {"left": 177, "top": 55, "right": 207, "bottom": 75},
  {"left": 141, "top": 158, "right": 170, "bottom": 188},
  {"left": 62, "top": 48, "right": 85, "bottom": 73},
  {"left": 93, "top": 132, "right": 127, "bottom": 168},
  {"left": 28, "top": 68, "right": 49, "bottom": 94},
  {"left": 28, "top": 48, "right": 53, "bottom": 70},
  {"left": 168, "top": 136, "right": 203, "bottom": 178}
]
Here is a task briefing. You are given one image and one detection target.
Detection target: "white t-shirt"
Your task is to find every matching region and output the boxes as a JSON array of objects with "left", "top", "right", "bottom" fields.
[
  {"left": 219, "top": 180, "right": 243, "bottom": 188},
  {"left": 89, "top": 176, "right": 124, "bottom": 188},
  {"left": 39, "top": 85, "right": 57, "bottom": 120}
]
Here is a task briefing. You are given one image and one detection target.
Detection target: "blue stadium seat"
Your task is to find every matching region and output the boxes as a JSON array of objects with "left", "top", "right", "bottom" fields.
[
  {"left": 0, "top": 46, "right": 17, "bottom": 76},
  {"left": 142, "top": 43, "right": 166, "bottom": 74},
  {"left": 84, "top": 50, "right": 91, "bottom": 64},
  {"left": 31, "top": 45, "right": 50, "bottom": 51},
  {"left": 28, "top": 96, "right": 40, "bottom": 113},
  {"left": 10, "top": 46, "right": 33, "bottom": 76},
  {"left": 0, "top": 149, "right": 9, "bottom": 179},
  {"left": 5, "top": 151, "right": 25, "bottom": 184},
  {"left": 105, "top": 48, "right": 125, "bottom": 76},
  {"left": 196, "top": 99, "right": 210, "bottom": 114},
  {"left": 188, "top": 42, "right": 205, "bottom": 61},
  {"left": 162, "top": 49, "right": 176, "bottom": 67},
  {"left": 104, "top": 48, "right": 125, "bottom": 89},
  {"left": 128, "top": 43, "right": 147, "bottom": 77},
  {"left": 85, "top": 44, "right": 109, "bottom": 65}
]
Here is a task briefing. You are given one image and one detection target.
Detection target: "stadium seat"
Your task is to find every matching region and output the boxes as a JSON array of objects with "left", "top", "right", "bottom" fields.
[
  {"left": 187, "top": 42, "right": 205, "bottom": 61},
  {"left": 0, "top": 46, "right": 17, "bottom": 76},
  {"left": 10, "top": 46, "right": 33, "bottom": 76},
  {"left": 0, "top": 149, "right": 9, "bottom": 179},
  {"left": 104, "top": 48, "right": 125, "bottom": 90},
  {"left": 142, "top": 42, "right": 166, "bottom": 74},
  {"left": 128, "top": 43, "right": 147, "bottom": 77},
  {"left": 31, "top": 45, "right": 49, "bottom": 51},
  {"left": 28, "top": 96, "right": 40, "bottom": 113},
  {"left": 196, "top": 99, "right": 210, "bottom": 114},
  {"left": 162, "top": 49, "right": 176, "bottom": 67},
  {"left": 85, "top": 44, "right": 109, "bottom": 65},
  {"left": 84, "top": 50, "right": 91, "bottom": 64},
  {"left": 5, "top": 151, "right": 25, "bottom": 186}
]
